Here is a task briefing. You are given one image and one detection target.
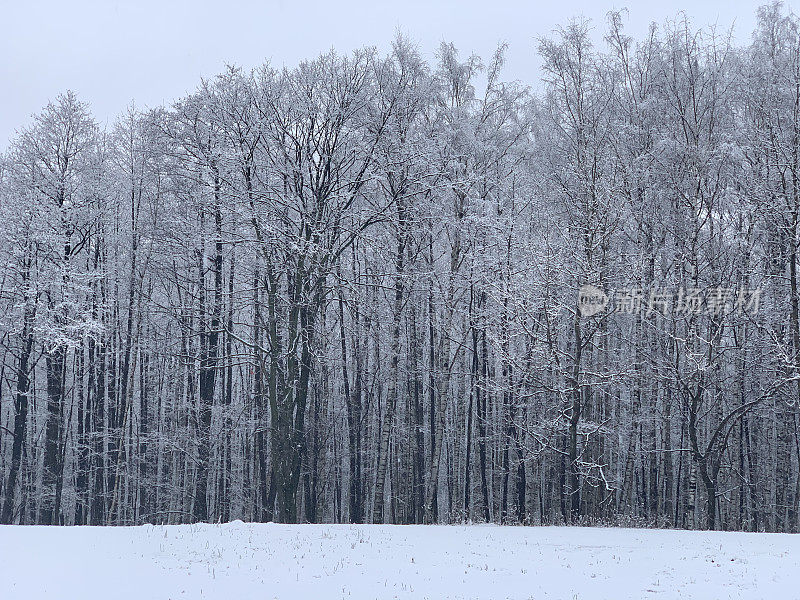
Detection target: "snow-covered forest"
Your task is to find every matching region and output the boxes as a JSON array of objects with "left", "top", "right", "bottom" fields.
[{"left": 2, "top": 3, "right": 800, "bottom": 533}]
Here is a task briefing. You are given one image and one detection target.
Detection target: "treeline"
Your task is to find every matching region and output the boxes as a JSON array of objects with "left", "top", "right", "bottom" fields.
[{"left": 1, "top": 4, "right": 800, "bottom": 531}]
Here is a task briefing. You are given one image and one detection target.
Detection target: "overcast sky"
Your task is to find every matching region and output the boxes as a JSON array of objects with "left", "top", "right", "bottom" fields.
[{"left": 1, "top": 0, "right": 795, "bottom": 150}]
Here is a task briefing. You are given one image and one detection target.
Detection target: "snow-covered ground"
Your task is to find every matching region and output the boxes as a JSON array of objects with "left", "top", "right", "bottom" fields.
[{"left": 1, "top": 522, "right": 797, "bottom": 599}]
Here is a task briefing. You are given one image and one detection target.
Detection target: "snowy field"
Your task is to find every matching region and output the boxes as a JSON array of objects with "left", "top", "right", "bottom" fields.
[{"left": 1, "top": 523, "right": 798, "bottom": 600}]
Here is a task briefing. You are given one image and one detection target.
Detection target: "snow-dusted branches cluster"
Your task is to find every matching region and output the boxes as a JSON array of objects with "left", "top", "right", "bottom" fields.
[{"left": 1, "top": 4, "right": 800, "bottom": 532}]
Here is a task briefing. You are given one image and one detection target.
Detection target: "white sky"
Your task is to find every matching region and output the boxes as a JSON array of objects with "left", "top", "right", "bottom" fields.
[{"left": 1, "top": 0, "right": 796, "bottom": 150}]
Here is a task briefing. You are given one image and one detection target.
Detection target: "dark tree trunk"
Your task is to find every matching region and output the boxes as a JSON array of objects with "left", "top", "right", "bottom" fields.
[
  {"left": 1, "top": 294, "right": 34, "bottom": 525},
  {"left": 42, "top": 344, "right": 66, "bottom": 525}
]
